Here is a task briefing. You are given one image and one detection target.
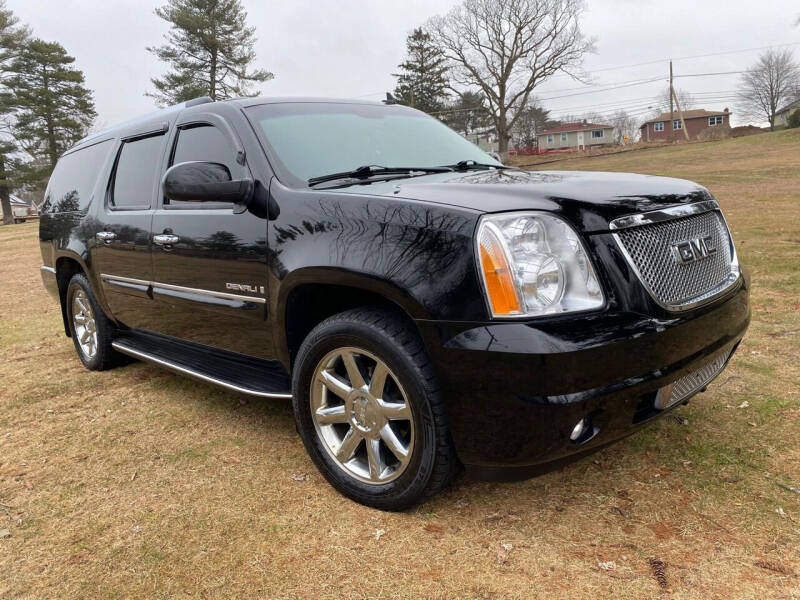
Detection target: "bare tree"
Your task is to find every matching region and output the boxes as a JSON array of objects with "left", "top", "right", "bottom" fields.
[
  {"left": 608, "top": 110, "right": 638, "bottom": 144},
  {"left": 428, "top": 0, "right": 594, "bottom": 154},
  {"left": 737, "top": 49, "right": 800, "bottom": 130},
  {"left": 655, "top": 86, "right": 695, "bottom": 115}
]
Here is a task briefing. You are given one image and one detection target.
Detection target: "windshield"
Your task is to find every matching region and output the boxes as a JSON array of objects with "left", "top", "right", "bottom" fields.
[{"left": 246, "top": 102, "right": 501, "bottom": 186}]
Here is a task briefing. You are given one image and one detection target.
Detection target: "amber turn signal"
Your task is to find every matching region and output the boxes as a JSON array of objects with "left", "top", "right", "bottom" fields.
[{"left": 478, "top": 225, "right": 522, "bottom": 316}]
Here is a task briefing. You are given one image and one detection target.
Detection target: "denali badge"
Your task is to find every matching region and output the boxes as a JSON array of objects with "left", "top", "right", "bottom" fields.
[
  {"left": 671, "top": 236, "right": 716, "bottom": 264},
  {"left": 226, "top": 282, "right": 265, "bottom": 294}
]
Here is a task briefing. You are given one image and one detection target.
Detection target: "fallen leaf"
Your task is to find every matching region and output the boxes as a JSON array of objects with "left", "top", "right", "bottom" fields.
[
  {"left": 754, "top": 560, "right": 795, "bottom": 576},
  {"left": 424, "top": 523, "right": 443, "bottom": 534},
  {"left": 775, "top": 507, "right": 787, "bottom": 518},
  {"left": 484, "top": 512, "right": 503, "bottom": 522},
  {"left": 598, "top": 560, "right": 616, "bottom": 571},
  {"left": 290, "top": 473, "right": 307, "bottom": 482},
  {"left": 0, "top": 529, "right": 10, "bottom": 539},
  {"left": 738, "top": 401, "right": 749, "bottom": 409},
  {"left": 374, "top": 529, "right": 386, "bottom": 541},
  {"left": 495, "top": 542, "right": 513, "bottom": 564}
]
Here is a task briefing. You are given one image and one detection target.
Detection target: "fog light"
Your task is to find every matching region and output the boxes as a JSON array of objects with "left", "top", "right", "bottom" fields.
[{"left": 570, "top": 418, "right": 588, "bottom": 442}]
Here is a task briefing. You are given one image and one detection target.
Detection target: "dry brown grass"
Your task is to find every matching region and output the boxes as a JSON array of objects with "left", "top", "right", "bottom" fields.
[{"left": 1, "top": 129, "right": 800, "bottom": 599}]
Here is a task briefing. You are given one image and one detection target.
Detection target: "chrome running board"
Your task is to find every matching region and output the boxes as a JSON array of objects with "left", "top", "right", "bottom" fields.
[{"left": 112, "top": 333, "right": 292, "bottom": 399}]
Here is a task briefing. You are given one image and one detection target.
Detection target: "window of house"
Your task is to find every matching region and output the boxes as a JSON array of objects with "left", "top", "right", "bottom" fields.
[
  {"left": 591, "top": 130, "right": 604, "bottom": 138},
  {"left": 111, "top": 134, "right": 166, "bottom": 209},
  {"left": 673, "top": 120, "right": 682, "bottom": 130},
  {"left": 547, "top": 134, "right": 554, "bottom": 144},
  {"left": 708, "top": 115, "right": 723, "bottom": 126},
  {"left": 560, "top": 132, "right": 568, "bottom": 142},
  {"left": 654, "top": 122, "right": 665, "bottom": 132}
]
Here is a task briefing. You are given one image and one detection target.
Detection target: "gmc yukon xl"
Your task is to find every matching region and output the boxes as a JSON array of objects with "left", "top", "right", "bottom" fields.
[{"left": 39, "top": 97, "right": 750, "bottom": 509}]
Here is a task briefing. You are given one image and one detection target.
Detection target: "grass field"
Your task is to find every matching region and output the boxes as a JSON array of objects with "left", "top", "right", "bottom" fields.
[{"left": 1, "top": 130, "right": 799, "bottom": 599}]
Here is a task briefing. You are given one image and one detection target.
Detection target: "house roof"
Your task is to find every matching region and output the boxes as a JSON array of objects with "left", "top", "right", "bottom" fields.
[
  {"left": 538, "top": 122, "right": 613, "bottom": 135},
  {"left": 641, "top": 109, "right": 730, "bottom": 126},
  {"left": 776, "top": 98, "right": 800, "bottom": 115}
]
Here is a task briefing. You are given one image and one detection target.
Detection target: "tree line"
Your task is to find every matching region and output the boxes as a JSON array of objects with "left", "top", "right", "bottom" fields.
[
  {"left": 3, "top": 0, "right": 800, "bottom": 224},
  {"left": 391, "top": 0, "right": 800, "bottom": 150},
  {"left": 0, "top": 0, "right": 272, "bottom": 224}
]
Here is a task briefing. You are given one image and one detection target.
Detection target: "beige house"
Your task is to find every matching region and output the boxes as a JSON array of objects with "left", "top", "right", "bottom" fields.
[
  {"left": 775, "top": 99, "right": 800, "bottom": 128},
  {"left": 537, "top": 122, "right": 615, "bottom": 151}
]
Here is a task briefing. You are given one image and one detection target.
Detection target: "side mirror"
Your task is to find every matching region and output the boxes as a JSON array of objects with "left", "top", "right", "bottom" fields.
[{"left": 162, "top": 161, "right": 253, "bottom": 204}]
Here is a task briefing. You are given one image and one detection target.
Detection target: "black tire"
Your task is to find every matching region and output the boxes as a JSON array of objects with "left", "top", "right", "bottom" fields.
[
  {"left": 65, "top": 273, "right": 124, "bottom": 371},
  {"left": 292, "top": 307, "right": 458, "bottom": 510}
]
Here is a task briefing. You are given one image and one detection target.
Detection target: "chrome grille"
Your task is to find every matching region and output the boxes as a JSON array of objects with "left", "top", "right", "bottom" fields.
[
  {"left": 614, "top": 211, "right": 734, "bottom": 308},
  {"left": 669, "top": 349, "right": 731, "bottom": 406}
]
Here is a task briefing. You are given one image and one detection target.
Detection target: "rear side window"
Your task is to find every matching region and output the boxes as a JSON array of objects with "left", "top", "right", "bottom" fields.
[
  {"left": 111, "top": 134, "right": 166, "bottom": 209},
  {"left": 42, "top": 139, "right": 113, "bottom": 214}
]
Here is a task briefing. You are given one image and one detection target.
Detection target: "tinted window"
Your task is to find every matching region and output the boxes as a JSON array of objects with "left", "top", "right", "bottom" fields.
[
  {"left": 171, "top": 125, "right": 237, "bottom": 173},
  {"left": 247, "top": 103, "right": 500, "bottom": 186},
  {"left": 111, "top": 135, "right": 165, "bottom": 209},
  {"left": 166, "top": 125, "right": 238, "bottom": 206},
  {"left": 43, "top": 140, "right": 113, "bottom": 214}
]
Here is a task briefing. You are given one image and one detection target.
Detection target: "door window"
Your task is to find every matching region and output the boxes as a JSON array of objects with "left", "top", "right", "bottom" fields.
[
  {"left": 166, "top": 124, "right": 239, "bottom": 206},
  {"left": 111, "top": 134, "right": 166, "bottom": 209}
]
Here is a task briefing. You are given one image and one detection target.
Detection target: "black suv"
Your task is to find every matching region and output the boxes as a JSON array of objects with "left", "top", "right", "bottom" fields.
[{"left": 39, "top": 97, "right": 750, "bottom": 509}]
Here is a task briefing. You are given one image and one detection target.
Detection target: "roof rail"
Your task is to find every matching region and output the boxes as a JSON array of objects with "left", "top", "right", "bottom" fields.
[{"left": 74, "top": 96, "right": 215, "bottom": 147}]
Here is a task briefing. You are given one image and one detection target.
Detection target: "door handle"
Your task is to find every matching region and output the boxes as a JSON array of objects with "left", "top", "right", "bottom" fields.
[
  {"left": 153, "top": 234, "right": 180, "bottom": 246},
  {"left": 95, "top": 231, "right": 116, "bottom": 242}
]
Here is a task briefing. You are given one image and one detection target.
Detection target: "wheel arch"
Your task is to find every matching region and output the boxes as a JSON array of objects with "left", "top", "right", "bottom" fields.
[
  {"left": 54, "top": 255, "right": 88, "bottom": 337},
  {"left": 277, "top": 268, "right": 431, "bottom": 371}
]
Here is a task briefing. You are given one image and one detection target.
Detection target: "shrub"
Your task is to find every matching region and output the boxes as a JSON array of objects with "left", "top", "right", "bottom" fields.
[{"left": 787, "top": 109, "right": 800, "bottom": 129}]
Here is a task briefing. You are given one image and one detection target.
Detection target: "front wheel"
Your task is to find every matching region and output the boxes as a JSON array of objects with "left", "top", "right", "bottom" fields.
[{"left": 292, "top": 307, "right": 458, "bottom": 510}]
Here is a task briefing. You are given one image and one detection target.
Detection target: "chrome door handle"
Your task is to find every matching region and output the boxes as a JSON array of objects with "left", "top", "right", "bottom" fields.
[
  {"left": 95, "top": 231, "right": 116, "bottom": 242},
  {"left": 153, "top": 234, "right": 180, "bottom": 246}
]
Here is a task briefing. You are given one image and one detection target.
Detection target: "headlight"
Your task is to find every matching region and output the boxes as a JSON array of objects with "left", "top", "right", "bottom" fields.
[{"left": 477, "top": 212, "right": 605, "bottom": 317}]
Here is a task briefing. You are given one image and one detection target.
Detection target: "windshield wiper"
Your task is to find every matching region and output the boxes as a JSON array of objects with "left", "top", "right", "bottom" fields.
[
  {"left": 439, "top": 160, "right": 507, "bottom": 172},
  {"left": 308, "top": 165, "right": 453, "bottom": 186}
]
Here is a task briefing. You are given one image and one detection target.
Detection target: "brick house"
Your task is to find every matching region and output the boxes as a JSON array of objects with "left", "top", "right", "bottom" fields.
[
  {"left": 537, "top": 121, "right": 615, "bottom": 151},
  {"left": 640, "top": 108, "right": 731, "bottom": 142}
]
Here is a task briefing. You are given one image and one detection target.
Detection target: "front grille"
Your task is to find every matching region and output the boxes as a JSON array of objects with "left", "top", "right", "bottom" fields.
[
  {"left": 668, "top": 349, "right": 731, "bottom": 406},
  {"left": 614, "top": 211, "right": 734, "bottom": 308}
]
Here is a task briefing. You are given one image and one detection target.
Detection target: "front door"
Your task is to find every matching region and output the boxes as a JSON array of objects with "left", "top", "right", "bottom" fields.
[
  {"left": 148, "top": 114, "right": 272, "bottom": 359},
  {"left": 91, "top": 131, "right": 168, "bottom": 331}
]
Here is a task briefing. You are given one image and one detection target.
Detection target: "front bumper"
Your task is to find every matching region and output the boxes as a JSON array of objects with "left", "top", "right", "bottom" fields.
[{"left": 418, "top": 279, "right": 750, "bottom": 480}]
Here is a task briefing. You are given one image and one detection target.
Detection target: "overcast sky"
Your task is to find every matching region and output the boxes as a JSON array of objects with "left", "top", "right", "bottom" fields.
[{"left": 8, "top": 0, "right": 800, "bottom": 128}]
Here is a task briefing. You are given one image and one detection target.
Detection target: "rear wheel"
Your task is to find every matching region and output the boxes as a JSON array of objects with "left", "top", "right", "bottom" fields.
[
  {"left": 292, "top": 307, "right": 458, "bottom": 510},
  {"left": 66, "top": 273, "right": 124, "bottom": 371}
]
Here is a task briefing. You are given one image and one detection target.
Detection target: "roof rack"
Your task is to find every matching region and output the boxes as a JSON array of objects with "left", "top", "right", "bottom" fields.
[{"left": 75, "top": 96, "right": 215, "bottom": 147}]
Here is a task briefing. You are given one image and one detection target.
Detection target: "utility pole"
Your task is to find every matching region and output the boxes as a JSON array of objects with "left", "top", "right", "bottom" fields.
[
  {"left": 669, "top": 60, "right": 674, "bottom": 143},
  {"left": 672, "top": 85, "right": 690, "bottom": 142}
]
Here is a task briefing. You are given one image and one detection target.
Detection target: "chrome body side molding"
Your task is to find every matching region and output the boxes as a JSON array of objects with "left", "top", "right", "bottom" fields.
[{"left": 100, "top": 273, "right": 267, "bottom": 305}]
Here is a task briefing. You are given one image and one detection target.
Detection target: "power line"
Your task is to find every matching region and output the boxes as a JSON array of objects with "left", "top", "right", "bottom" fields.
[{"left": 550, "top": 41, "right": 800, "bottom": 77}]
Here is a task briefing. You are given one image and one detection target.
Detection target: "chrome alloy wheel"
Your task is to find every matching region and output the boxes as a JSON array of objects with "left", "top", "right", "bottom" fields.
[
  {"left": 72, "top": 289, "right": 98, "bottom": 360},
  {"left": 311, "top": 347, "right": 414, "bottom": 484}
]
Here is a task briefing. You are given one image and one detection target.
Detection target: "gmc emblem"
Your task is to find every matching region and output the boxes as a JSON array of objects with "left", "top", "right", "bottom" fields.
[{"left": 671, "top": 236, "right": 716, "bottom": 264}]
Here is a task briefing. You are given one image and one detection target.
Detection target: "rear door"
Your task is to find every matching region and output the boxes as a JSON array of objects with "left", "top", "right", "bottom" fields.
[
  {"left": 91, "top": 128, "right": 168, "bottom": 330},
  {"left": 148, "top": 112, "right": 272, "bottom": 359}
]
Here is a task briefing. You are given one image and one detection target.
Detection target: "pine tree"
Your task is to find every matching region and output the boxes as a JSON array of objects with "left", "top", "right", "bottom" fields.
[
  {"left": 442, "top": 91, "right": 491, "bottom": 136},
  {"left": 8, "top": 39, "right": 96, "bottom": 187},
  {"left": 0, "top": 0, "right": 28, "bottom": 224},
  {"left": 147, "top": 0, "right": 273, "bottom": 106},
  {"left": 392, "top": 28, "right": 449, "bottom": 115}
]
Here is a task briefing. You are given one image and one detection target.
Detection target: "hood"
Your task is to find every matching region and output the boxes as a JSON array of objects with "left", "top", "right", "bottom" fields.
[{"left": 332, "top": 169, "right": 714, "bottom": 233}]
